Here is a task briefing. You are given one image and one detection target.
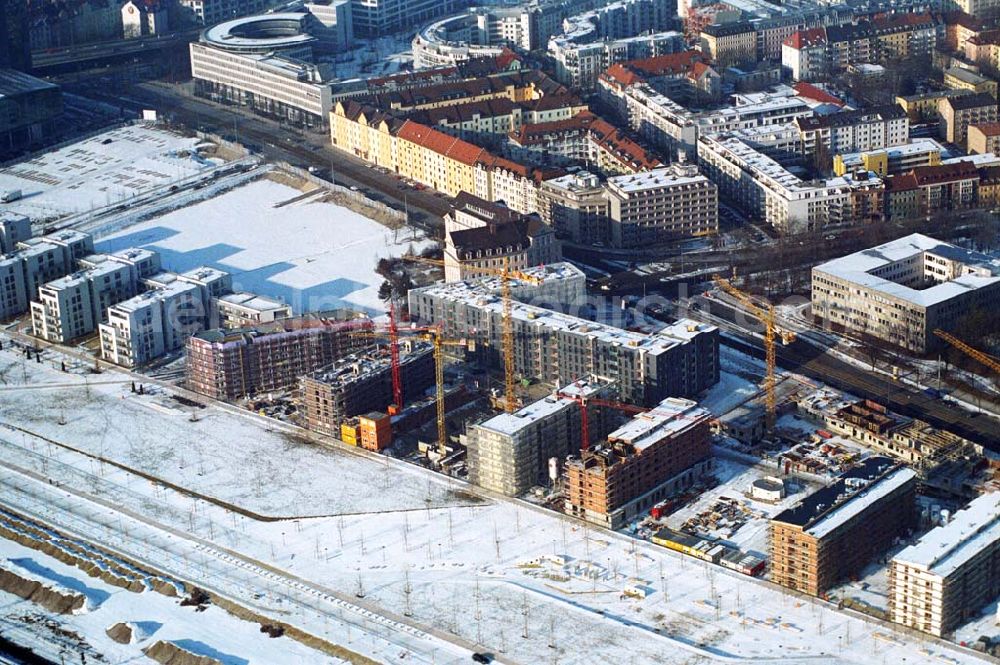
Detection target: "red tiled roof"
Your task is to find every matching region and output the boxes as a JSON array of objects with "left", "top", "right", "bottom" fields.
[
  {"left": 971, "top": 122, "right": 1000, "bottom": 136},
  {"left": 793, "top": 82, "right": 844, "bottom": 107},
  {"left": 603, "top": 64, "right": 641, "bottom": 87},
  {"left": 888, "top": 162, "right": 980, "bottom": 191},
  {"left": 627, "top": 50, "right": 702, "bottom": 77},
  {"left": 688, "top": 61, "right": 714, "bottom": 80},
  {"left": 783, "top": 27, "right": 826, "bottom": 49}
]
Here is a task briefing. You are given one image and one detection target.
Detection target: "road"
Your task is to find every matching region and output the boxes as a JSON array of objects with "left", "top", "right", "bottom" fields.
[
  {"left": 31, "top": 30, "right": 200, "bottom": 71},
  {"left": 68, "top": 80, "right": 453, "bottom": 227},
  {"left": 698, "top": 296, "right": 1000, "bottom": 451}
]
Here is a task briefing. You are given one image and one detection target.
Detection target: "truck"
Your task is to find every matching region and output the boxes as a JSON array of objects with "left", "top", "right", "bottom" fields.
[{"left": 1, "top": 189, "right": 22, "bottom": 203}]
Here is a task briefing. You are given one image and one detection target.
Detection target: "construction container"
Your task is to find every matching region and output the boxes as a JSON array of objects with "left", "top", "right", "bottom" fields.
[
  {"left": 358, "top": 412, "right": 392, "bottom": 451},
  {"left": 340, "top": 421, "right": 359, "bottom": 446}
]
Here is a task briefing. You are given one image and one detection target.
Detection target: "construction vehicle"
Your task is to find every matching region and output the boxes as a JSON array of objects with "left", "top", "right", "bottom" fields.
[
  {"left": 934, "top": 329, "right": 1000, "bottom": 376},
  {"left": 402, "top": 254, "right": 542, "bottom": 413},
  {"left": 712, "top": 276, "right": 796, "bottom": 430}
]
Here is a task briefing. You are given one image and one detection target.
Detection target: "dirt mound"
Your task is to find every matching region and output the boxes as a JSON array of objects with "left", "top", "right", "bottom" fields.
[
  {"left": 143, "top": 640, "right": 223, "bottom": 665},
  {"left": 106, "top": 621, "right": 134, "bottom": 644},
  {"left": 0, "top": 567, "right": 86, "bottom": 614}
]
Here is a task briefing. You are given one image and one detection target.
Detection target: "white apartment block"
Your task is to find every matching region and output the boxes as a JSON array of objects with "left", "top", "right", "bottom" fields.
[
  {"left": 889, "top": 493, "right": 1000, "bottom": 637},
  {"left": 0, "top": 212, "right": 31, "bottom": 254},
  {"left": 213, "top": 292, "right": 292, "bottom": 329},
  {"left": 605, "top": 165, "right": 718, "bottom": 247},
  {"left": 697, "top": 133, "right": 883, "bottom": 234},
  {"left": 796, "top": 106, "right": 909, "bottom": 157},
  {"left": 190, "top": 43, "right": 333, "bottom": 128},
  {"left": 100, "top": 280, "right": 205, "bottom": 369},
  {"left": 0, "top": 256, "right": 27, "bottom": 320},
  {"left": 696, "top": 92, "right": 814, "bottom": 136},
  {"left": 601, "top": 80, "right": 698, "bottom": 159},
  {"left": 811, "top": 234, "right": 1000, "bottom": 354},
  {"left": 31, "top": 259, "right": 137, "bottom": 344}
]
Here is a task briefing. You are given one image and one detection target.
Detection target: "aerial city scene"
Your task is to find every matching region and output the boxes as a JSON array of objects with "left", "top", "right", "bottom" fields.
[{"left": 0, "top": 0, "right": 1000, "bottom": 661}]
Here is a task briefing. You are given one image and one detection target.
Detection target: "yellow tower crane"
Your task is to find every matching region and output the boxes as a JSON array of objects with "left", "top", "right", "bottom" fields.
[
  {"left": 402, "top": 254, "right": 542, "bottom": 413},
  {"left": 420, "top": 331, "right": 468, "bottom": 458},
  {"left": 934, "top": 329, "right": 1000, "bottom": 375},
  {"left": 713, "top": 276, "right": 796, "bottom": 430}
]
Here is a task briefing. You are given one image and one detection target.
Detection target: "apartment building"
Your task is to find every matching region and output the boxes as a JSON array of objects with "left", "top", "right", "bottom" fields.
[
  {"left": 598, "top": 79, "right": 698, "bottom": 159},
  {"left": 185, "top": 313, "right": 372, "bottom": 400},
  {"left": 604, "top": 165, "right": 718, "bottom": 246},
  {"left": 697, "top": 133, "right": 884, "bottom": 234},
  {"left": 100, "top": 280, "right": 205, "bottom": 369},
  {"left": 0, "top": 213, "right": 30, "bottom": 254},
  {"left": 213, "top": 292, "right": 292, "bottom": 329},
  {"left": 0, "top": 241, "right": 75, "bottom": 320},
  {"left": 549, "top": 31, "right": 686, "bottom": 91},
  {"left": 301, "top": 340, "right": 435, "bottom": 437},
  {"left": 506, "top": 111, "right": 662, "bottom": 176},
  {"left": 889, "top": 493, "right": 1000, "bottom": 637},
  {"left": 599, "top": 51, "right": 720, "bottom": 105},
  {"left": 564, "top": 397, "right": 713, "bottom": 529},
  {"left": 811, "top": 234, "right": 1000, "bottom": 354},
  {"left": 896, "top": 90, "right": 973, "bottom": 124},
  {"left": 467, "top": 379, "right": 612, "bottom": 496},
  {"left": 796, "top": 106, "right": 909, "bottom": 159},
  {"left": 770, "top": 457, "right": 918, "bottom": 596},
  {"left": 940, "top": 93, "right": 999, "bottom": 148},
  {"left": 967, "top": 122, "right": 1000, "bottom": 155},
  {"left": 700, "top": 22, "right": 757, "bottom": 68},
  {"left": 408, "top": 265, "right": 720, "bottom": 406},
  {"left": 538, "top": 172, "right": 611, "bottom": 246},
  {"left": 444, "top": 192, "right": 560, "bottom": 282},
  {"left": 31, "top": 258, "right": 137, "bottom": 344},
  {"left": 782, "top": 27, "right": 828, "bottom": 82},
  {"left": 944, "top": 67, "right": 998, "bottom": 99},
  {"left": 884, "top": 162, "right": 980, "bottom": 220}
]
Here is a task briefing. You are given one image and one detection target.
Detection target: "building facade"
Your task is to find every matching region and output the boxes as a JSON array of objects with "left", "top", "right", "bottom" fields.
[
  {"left": 564, "top": 397, "right": 713, "bottom": 529},
  {"left": 770, "top": 457, "right": 917, "bottom": 596}
]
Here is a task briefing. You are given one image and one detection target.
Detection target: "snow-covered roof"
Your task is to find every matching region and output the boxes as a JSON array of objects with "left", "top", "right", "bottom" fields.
[
  {"left": 607, "top": 397, "right": 710, "bottom": 451},
  {"left": 813, "top": 234, "right": 1000, "bottom": 308},
  {"left": 893, "top": 492, "right": 1000, "bottom": 578}
]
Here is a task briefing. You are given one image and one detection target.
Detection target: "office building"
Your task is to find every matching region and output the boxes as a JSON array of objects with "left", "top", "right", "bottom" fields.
[
  {"left": 770, "top": 457, "right": 917, "bottom": 596},
  {"left": 889, "top": 493, "right": 1000, "bottom": 637},
  {"left": 185, "top": 313, "right": 372, "bottom": 400},
  {"left": 0, "top": 1, "right": 31, "bottom": 72},
  {"left": 811, "top": 234, "right": 1000, "bottom": 354},
  {"left": 0, "top": 70, "right": 64, "bottom": 159},
  {"left": 350, "top": 0, "right": 465, "bottom": 37},
  {"left": 178, "top": 0, "right": 270, "bottom": 26},
  {"left": 190, "top": 14, "right": 335, "bottom": 128},
  {"left": 564, "top": 397, "right": 713, "bottom": 529},
  {"left": 301, "top": 340, "right": 435, "bottom": 438}
]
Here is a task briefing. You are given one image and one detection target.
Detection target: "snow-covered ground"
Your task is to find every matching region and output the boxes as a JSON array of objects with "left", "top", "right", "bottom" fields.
[
  {"left": 96, "top": 178, "right": 431, "bottom": 315},
  {"left": 0, "top": 539, "right": 348, "bottom": 664},
  {"left": 699, "top": 347, "right": 766, "bottom": 416},
  {"left": 0, "top": 341, "right": 995, "bottom": 664},
  {"left": 0, "top": 125, "right": 211, "bottom": 223}
]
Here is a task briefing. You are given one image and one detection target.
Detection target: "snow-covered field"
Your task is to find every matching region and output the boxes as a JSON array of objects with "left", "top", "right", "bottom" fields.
[
  {"left": 0, "top": 125, "right": 211, "bottom": 222},
  {"left": 0, "top": 346, "right": 470, "bottom": 518},
  {"left": 97, "top": 178, "right": 430, "bottom": 315},
  {"left": 0, "top": 341, "right": 994, "bottom": 664}
]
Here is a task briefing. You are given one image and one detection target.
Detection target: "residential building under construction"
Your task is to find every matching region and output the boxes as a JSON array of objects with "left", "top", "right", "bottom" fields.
[
  {"left": 300, "top": 339, "right": 436, "bottom": 438},
  {"left": 466, "top": 379, "right": 615, "bottom": 497},
  {"left": 408, "top": 262, "right": 719, "bottom": 406},
  {"left": 889, "top": 492, "right": 1000, "bottom": 637},
  {"left": 185, "top": 312, "right": 372, "bottom": 400},
  {"left": 769, "top": 457, "right": 917, "bottom": 596},
  {"left": 563, "top": 397, "right": 713, "bottom": 529}
]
